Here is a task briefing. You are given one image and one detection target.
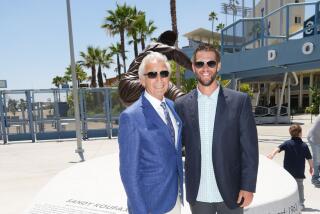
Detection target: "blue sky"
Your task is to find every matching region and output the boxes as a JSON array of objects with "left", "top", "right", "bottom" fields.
[{"left": 1, "top": 0, "right": 257, "bottom": 90}]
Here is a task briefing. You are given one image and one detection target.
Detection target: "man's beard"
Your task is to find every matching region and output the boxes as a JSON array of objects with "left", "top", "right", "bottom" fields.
[{"left": 195, "top": 72, "right": 217, "bottom": 87}]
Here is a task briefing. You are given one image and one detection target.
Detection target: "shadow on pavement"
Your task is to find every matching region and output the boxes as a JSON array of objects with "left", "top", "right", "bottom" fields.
[{"left": 302, "top": 207, "right": 320, "bottom": 212}]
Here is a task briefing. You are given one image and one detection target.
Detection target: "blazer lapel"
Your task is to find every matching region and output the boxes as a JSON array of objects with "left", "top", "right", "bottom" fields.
[
  {"left": 213, "top": 87, "right": 227, "bottom": 147},
  {"left": 189, "top": 90, "right": 201, "bottom": 151},
  {"left": 166, "top": 99, "right": 182, "bottom": 148},
  {"left": 141, "top": 95, "right": 172, "bottom": 141}
]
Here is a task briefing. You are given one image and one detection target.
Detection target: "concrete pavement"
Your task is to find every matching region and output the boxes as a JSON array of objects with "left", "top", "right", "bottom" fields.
[
  {"left": 257, "top": 114, "right": 320, "bottom": 213},
  {"left": 0, "top": 114, "right": 319, "bottom": 214}
]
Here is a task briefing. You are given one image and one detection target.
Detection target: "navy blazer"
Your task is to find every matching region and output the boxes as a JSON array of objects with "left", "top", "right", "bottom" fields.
[
  {"left": 175, "top": 87, "right": 258, "bottom": 209},
  {"left": 118, "top": 93, "right": 183, "bottom": 214}
]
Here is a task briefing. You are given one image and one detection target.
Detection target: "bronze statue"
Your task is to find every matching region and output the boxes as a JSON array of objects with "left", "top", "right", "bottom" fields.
[{"left": 118, "top": 30, "right": 192, "bottom": 105}]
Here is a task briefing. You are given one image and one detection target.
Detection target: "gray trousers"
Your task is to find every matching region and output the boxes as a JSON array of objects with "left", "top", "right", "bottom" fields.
[
  {"left": 310, "top": 143, "right": 320, "bottom": 181},
  {"left": 191, "top": 201, "right": 243, "bottom": 214},
  {"left": 295, "top": 178, "right": 305, "bottom": 205}
]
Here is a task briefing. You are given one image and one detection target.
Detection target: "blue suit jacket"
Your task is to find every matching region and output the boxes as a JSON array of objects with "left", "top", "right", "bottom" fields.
[
  {"left": 175, "top": 87, "right": 258, "bottom": 209},
  {"left": 118, "top": 93, "right": 183, "bottom": 214}
]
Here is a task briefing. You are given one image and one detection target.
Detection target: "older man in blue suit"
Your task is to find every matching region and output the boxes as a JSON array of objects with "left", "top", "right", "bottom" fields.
[
  {"left": 175, "top": 44, "right": 258, "bottom": 214},
  {"left": 118, "top": 52, "right": 183, "bottom": 214}
]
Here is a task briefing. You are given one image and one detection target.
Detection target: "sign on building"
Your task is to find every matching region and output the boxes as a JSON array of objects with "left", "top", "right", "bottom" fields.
[{"left": 303, "top": 13, "right": 320, "bottom": 37}]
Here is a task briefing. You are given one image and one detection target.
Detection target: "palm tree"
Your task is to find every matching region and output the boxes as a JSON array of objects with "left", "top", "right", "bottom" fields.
[
  {"left": 134, "top": 14, "right": 156, "bottom": 51},
  {"left": 229, "top": 0, "right": 240, "bottom": 23},
  {"left": 109, "top": 43, "right": 122, "bottom": 79},
  {"left": 209, "top": 11, "right": 218, "bottom": 44},
  {"left": 79, "top": 46, "right": 98, "bottom": 87},
  {"left": 216, "top": 23, "right": 225, "bottom": 32},
  {"left": 52, "top": 76, "right": 64, "bottom": 88},
  {"left": 96, "top": 48, "right": 113, "bottom": 87},
  {"left": 7, "top": 99, "right": 18, "bottom": 116},
  {"left": 102, "top": 3, "right": 133, "bottom": 73},
  {"left": 127, "top": 7, "right": 144, "bottom": 57},
  {"left": 170, "top": 0, "right": 181, "bottom": 88},
  {"left": 65, "top": 63, "right": 88, "bottom": 87}
]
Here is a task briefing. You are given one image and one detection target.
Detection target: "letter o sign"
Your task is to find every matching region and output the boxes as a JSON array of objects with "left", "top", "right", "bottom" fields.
[
  {"left": 268, "top": 50, "right": 276, "bottom": 61},
  {"left": 302, "top": 42, "right": 314, "bottom": 55}
]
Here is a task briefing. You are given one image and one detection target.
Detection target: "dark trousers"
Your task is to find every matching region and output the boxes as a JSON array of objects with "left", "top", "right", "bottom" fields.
[{"left": 191, "top": 201, "right": 243, "bottom": 214}]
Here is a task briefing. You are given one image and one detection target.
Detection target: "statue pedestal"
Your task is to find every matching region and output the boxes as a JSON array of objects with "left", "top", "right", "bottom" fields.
[
  {"left": 23, "top": 155, "right": 300, "bottom": 214},
  {"left": 245, "top": 156, "right": 300, "bottom": 214}
]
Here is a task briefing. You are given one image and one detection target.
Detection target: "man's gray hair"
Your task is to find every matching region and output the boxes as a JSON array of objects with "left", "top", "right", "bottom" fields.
[{"left": 138, "top": 52, "right": 171, "bottom": 79}]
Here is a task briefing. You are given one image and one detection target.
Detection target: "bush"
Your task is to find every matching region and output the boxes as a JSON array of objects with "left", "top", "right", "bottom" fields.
[{"left": 305, "top": 86, "right": 320, "bottom": 114}]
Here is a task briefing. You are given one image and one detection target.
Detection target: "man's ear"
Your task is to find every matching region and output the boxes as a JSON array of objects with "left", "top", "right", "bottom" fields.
[
  {"left": 217, "top": 62, "right": 221, "bottom": 72},
  {"left": 139, "top": 77, "right": 145, "bottom": 87},
  {"left": 192, "top": 64, "right": 196, "bottom": 73}
]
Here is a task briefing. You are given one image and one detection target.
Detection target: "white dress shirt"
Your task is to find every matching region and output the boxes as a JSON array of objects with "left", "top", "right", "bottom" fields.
[{"left": 144, "top": 91, "right": 178, "bottom": 147}]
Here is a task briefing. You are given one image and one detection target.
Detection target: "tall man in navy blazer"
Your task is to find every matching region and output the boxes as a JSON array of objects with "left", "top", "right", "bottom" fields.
[
  {"left": 175, "top": 44, "right": 258, "bottom": 214},
  {"left": 118, "top": 52, "right": 183, "bottom": 214}
]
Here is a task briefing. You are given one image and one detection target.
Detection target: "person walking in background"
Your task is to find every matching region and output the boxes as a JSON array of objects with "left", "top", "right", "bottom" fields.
[
  {"left": 175, "top": 44, "right": 259, "bottom": 214},
  {"left": 118, "top": 52, "right": 183, "bottom": 214},
  {"left": 307, "top": 115, "right": 320, "bottom": 187},
  {"left": 268, "top": 124, "right": 314, "bottom": 210}
]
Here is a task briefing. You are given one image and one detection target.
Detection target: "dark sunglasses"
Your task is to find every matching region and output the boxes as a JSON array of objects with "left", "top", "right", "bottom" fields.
[
  {"left": 144, "top": 70, "right": 170, "bottom": 79},
  {"left": 194, "top": 60, "right": 217, "bottom": 68}
]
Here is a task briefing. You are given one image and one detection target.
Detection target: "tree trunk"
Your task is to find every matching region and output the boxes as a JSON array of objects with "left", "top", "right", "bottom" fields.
[
  {"left": 91, "top": 65, "right": 97, "bottom": 88},
  {"left": 133, "top": 34, "right": 138, "bottom": 57},
  {"left": 120, "top": 30, "right": 127, "bottom": 73},
  {"left": 170, "top": 0, "right": 181, "bottom": 88},
  {"left": 97, "top": 65, "right": 104, "bottom": 87},
  {"left": 170, "top": 0, "right": 178, "bottom": 34},
  {"left": 117, "top": 54, "right": 121, "bottom": 80},
  {"left": 141, "top": 35, "right": 145, "bottom": 51},
  {"left": 211, "top": 21, "right": 214, "bottom": 45}
]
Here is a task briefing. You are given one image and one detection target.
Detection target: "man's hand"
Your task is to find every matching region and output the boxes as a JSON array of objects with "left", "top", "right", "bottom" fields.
[
  {"left": 310, "top": 167, "right": 314, "bottom": 175},
  {"left": 266, "top": 153, "right": 274, "bottom": 159},
  {"left": 237, "top": 190, "right": 254, "bottom": 208}
]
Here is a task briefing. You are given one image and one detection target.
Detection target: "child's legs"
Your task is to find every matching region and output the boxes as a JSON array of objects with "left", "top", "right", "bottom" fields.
[{"left": 295, "top": 178, "right": 305, "bottom": 205}]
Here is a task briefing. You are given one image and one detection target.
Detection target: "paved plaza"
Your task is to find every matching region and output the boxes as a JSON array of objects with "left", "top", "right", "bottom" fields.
[{"left": 0, "top": 114, "right": 319, "bottom": 214}]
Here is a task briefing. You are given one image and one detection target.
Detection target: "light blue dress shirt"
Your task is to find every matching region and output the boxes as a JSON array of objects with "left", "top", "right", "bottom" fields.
[{"left": 196, "top": 86, "right": 223, "bottom": 203}]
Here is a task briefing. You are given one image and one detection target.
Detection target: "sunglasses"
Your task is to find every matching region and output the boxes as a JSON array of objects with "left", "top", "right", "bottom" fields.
[
  {"left": 194, "top": 60, "right": 217, "bottom": 68},
  {"left": 144, "top": 70, "right": 170, "bottom": 79}
]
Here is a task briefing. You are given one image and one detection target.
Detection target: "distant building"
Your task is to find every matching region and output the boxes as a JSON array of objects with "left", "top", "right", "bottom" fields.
[
  {"left": 104, "top": 76, "right": 119, "bottom": 87},
  {"left": 182, "top": 0, "right": 320, "bottom": 112},
  {"left": 182, "top": 28, "right": 221, "bottom": 61},
  {"left": 254, "top": 0, "right": 305, "bottom": 42}
]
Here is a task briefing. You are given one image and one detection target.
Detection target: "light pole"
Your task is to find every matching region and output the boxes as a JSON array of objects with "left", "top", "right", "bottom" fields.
[{"left": 66, "top": 0, "right": 84, "bottom": 161}]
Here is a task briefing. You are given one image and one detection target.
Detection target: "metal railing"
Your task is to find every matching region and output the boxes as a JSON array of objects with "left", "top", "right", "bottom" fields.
[
  {"left": 0, "top": 88, "right": 125, "bottom": 144},
  {"left": 221, "top": 1, "right": 320, "bottom": 54},
  {"left": 253, "top": 105, "right": 289, "bottom": 117}
]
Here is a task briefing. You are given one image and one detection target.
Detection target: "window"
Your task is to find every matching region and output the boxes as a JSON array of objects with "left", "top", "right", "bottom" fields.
[
  {"left": 295, "top": 16, "right": 301, "bottom": 24},
  {"left": 295, "top": 0, "right": 299, "bottom": 3},
  {"left": 303, "top": 77, "right": 310, "bottom": 89}
]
